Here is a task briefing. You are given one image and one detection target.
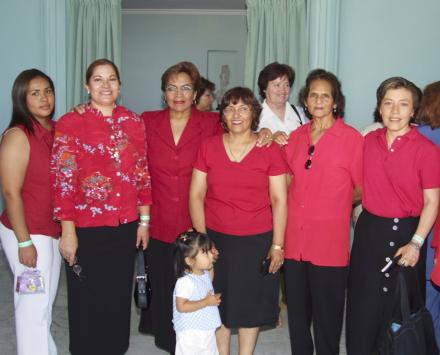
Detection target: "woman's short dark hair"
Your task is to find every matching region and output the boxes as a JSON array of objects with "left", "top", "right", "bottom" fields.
[
  {"left": 257, "top": 62, "right": 295, "bottom": 100},
  {"left": 298, "top": 69, "right": 345, "bottom": 119},
  {"left": 220, "top": 87, "right": 262, "bottom": 132},
  {"left": 174, "top": 230, "right": 213, "bottom": 278},
  {"left": 85, "top": 58, "right": 121, "bottom": 84},
  {"left": 161, "top": 61, "right": 201, "bottom": 94},
  {"left": 374, "top": 77, "right": 422, "bottom": 123},
  {"left": 195, "top": 77, "right": 215, "bottom": 104},
  {"left": 8, "top": 69, "right": 55, "bottom": 135}
]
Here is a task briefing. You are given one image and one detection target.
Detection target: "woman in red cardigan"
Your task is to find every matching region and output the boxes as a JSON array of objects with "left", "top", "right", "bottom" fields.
[{"left": 137, "top": 62, "right": 222, "bottom": 353}]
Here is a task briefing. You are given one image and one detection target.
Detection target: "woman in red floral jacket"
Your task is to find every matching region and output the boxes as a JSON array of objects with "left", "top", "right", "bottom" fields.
[{"left": 51, "top": 59, "right": 152, "bottom": 355}]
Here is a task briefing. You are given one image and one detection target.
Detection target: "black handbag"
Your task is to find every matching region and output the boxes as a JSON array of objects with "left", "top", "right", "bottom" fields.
[
  {"left": 133, "top": 248, "right": 151, "bottom": 309},
  {"left": 378, "top": 269, "right": 439, "bottom": 355}
]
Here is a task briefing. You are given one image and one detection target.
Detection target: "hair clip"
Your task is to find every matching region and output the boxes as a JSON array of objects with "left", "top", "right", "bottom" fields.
[{"left": 179, "top": 234, "right": 188, "bottom": 242}]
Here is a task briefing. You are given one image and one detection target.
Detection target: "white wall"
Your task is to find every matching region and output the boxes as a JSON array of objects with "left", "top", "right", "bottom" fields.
[
  {"left": 121, "top": 11, "right": 247, "bottom": 114},
  {"left": 338, "top": 0, "right": 440, "bottom": 130}
]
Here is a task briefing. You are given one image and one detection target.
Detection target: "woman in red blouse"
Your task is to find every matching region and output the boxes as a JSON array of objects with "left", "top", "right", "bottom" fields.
[
  {"left": 190, "top": 87, "right": 288, "bottom": 355},
  {"left": 51, "top": 59, "right": 152, "bottom": 355},
  {"left": 137, "top": 62, "right": 222, "bottom": 353},
  {"left": 0, "top": 69, "right": 60, "bottom": 355},
  {"left": 283, "top": 69, "right": 363, "bottom": 355},
  {"left": 346, "top": 77, "right": 440, "bottom": 355}
]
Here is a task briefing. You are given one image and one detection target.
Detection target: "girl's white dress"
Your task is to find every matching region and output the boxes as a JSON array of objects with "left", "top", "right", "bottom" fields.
[{"left": 173, "top": 271, "right": 221, "bottom": 355}]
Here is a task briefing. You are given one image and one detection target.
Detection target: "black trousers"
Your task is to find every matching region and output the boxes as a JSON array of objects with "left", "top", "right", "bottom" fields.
[
  {"left": 346, "top": 210, "right": 426, "bottom": 355},
  {"left": 284, "top": 259, "right": 348, "bottom": 355},
  {"left": 138, "top": 238, "right": 176, "bottom": 353},
  {"left": 66, "top": 222, "right": 137, "bottom": 355}
]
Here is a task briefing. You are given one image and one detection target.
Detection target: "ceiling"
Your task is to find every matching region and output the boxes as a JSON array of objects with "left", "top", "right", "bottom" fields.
[{"left": 122, "top": 0, "right": 246, "bottom": 10}]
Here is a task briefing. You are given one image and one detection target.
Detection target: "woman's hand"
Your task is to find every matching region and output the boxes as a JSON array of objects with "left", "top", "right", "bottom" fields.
[
  {"left": 394, "top": 243, "right": 420, "bottom": 267},
  {"left": 272, "top": 131, "right": 289, "bottom": 146},
  {"left": 268, "top": 248, "right": 284, "bottom": 274},
  {"left": 256, "top": 128, "right": 273, "bottom": 147},
  {"left": 72, "top": 104, "right": 87, "bottom": 114},
  {"left": 19, "top": 244, "right": 37, "bottom": 268},
  {"left": 59, "top": 221, "right": 78, "bottom": 266},
  {"left": 136, "top": 225, "right": 149, "bottom": 250}
]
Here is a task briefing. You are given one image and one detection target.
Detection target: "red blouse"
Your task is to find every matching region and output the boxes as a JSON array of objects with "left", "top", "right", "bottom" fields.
[
  {"left": 1, "top": 120, "right": 60, "bottom": 237},
  {"left": 141, "top": 107, "right": 221, "bottom": 243},
  {"left": 284, "top": 119, "right": 363, "bottom": 266},
  {"left": 194, "top": 134, "right": 287, "bottom": 236},
  {"left": 363, "top": 128, "right": 440, "bottom": 218},
  {"left": 51, "top": 106, "right": 152, "bottom": 227}
]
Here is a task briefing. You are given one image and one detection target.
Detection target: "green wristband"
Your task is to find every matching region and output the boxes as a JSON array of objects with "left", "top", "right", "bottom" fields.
[
  {"left": 411, "top": 234, "right": 425, "bottom": 246},
  {"left": 18, "top": 240, "right": 33, "bottom": 248},
  {"left": 140, "top": 215, "right": 150, "bottom": 221}
]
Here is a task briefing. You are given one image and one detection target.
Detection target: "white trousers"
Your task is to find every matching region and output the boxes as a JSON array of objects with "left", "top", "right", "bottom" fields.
[
  {"left": 0, "top": 222, "right": 61, "bottom": 355},
  {"left": 176, "top": 329, "right": 219, "bottom": 355}
]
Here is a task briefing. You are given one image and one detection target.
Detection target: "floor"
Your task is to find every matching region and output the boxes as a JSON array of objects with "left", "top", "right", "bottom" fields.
[{"left": 0, "top": 249, "right": 347, "bottom": 354}]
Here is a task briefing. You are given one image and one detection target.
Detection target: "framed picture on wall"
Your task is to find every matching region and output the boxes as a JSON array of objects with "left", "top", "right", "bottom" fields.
[{"left": 207, "top": 50, "right": 240, "bottom": 108}]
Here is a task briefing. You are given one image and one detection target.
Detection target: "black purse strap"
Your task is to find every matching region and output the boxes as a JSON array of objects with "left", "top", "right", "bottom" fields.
[
  {"left": 136, "top": 248, "right": 146, "bottom": 280},
  {"left": 291, "top": 104, "right": 304, "bottom": 126},
  {"left": 395, "top": 270, "right": 411, "bottom": 322},
  {"left": 392, "top": 268, "right": 424, "bottom": 322}
]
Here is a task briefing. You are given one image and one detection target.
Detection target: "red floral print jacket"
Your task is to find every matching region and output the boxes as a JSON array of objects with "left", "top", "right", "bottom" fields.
[{"left": 51, "top": 105, "right": 152, "bottom": 227}]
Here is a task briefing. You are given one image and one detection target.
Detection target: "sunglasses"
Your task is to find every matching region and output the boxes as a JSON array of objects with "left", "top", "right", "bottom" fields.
[{"left": 305, "top": 145, "right": 315, "bottom": 170}]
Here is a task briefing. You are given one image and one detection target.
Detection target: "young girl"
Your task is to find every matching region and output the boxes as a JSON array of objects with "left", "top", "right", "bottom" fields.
[{"left": 173, "top": 230, "right": 222, "bottom": 355}]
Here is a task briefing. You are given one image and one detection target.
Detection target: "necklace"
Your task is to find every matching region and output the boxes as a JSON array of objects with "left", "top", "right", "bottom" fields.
[{"left": 226, "top": 135, "right": 251, "bottom": 163}]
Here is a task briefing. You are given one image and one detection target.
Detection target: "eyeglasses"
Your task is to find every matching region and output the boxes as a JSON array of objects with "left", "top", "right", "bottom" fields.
[
  {"left": 304, "top": 145, "right": 315, "bottom": 170},
  {"left": 165, "top": 84, "right": 194, "bottom": 95},
  {"left": 223, "top": 106, "right": 251, "bottom": 116}
]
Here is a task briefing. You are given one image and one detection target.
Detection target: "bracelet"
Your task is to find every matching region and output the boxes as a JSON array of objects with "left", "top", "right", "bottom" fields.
[
  {"left": 411, "top": 234, "right": 424, "bottom": 246},
  {"left": 18, "top": 240, "right": 33, "bottom": 248},
  {"left": 271, "top": 244, "right": 284, "bottom": 251},
  {"left": 138, "top": 221, "right": 149, "bottom": 227},
  {"left": 409, "top": 240, "right": 422, "bottom": 250},
  {"left": 139, "top": 215, "right": 150, "bottom": 222}
]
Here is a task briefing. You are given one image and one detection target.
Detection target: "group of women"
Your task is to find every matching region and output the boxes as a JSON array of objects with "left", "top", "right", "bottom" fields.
[{"left": 0, "top": 58, "right": 439, "bottom": 355}]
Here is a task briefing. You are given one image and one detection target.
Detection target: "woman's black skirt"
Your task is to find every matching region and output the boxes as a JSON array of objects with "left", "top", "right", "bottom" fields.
[
  {"left": 209, "top": 229, "right": 280, "bottom": 328},
  {"left": 66, "top": 222, "right": 137, "bottom": 355},
  {"left": 346, "top": 209, "right": 427, "bottom": 354}
]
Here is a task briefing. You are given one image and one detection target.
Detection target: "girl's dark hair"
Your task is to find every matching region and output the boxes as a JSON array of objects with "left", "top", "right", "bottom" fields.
[
  {"left": 174, "top": 230, "right": 213, "bottom": 278},
  {"left": 298, "top": 69, "right": 345, "bottom": 119},
  {"left": 8, "top": 69, "right": 55, "bottom": 134},
  {"left": 220, "top": 87, "right": 262, "bottom": 132}
]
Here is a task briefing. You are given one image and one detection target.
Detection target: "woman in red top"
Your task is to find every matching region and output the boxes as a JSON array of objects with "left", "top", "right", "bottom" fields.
[
  {"left": 51, "top": 59, "right": 152, "bottom": 355},
  {"left": 190, "top": 87, "right": 288, "bottom": 355},
  {"left": 137, "top": 62, "right": 222, "bottom": 353},
  {"left": 284, "top": 69, "right": 363, "bottom": 355},
  {"left": 346, "top": 77, "right": 440, "bottom": 355},
  {"left": 0, "top": 69, "right": 61, "bottom": 355}
]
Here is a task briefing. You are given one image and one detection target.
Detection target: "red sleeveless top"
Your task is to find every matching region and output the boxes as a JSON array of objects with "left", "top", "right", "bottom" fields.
[{"left": 1, "top": 120, "right": 60, "bottom": 237}]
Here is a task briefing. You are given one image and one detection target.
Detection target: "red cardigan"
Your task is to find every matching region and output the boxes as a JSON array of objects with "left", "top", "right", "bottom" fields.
[{"left": 141, "top": 107, "right": 222, "bottom": 243}]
